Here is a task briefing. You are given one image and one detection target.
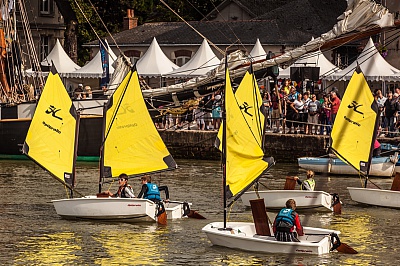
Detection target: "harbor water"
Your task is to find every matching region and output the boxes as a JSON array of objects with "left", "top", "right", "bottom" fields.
[{"left": 1, "top": 159, "right": 400, "bottom": 265}]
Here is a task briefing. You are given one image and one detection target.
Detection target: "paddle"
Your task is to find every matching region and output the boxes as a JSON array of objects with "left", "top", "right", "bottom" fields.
[
  {"left": 306, "top": 233, "right": 358, "bottom": 254},
  {"left": 166, "top": 200, "right": 206, "bottom": 219}
]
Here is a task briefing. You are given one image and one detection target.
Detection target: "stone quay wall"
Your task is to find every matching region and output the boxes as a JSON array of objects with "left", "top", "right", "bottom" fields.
[{"left": 160, "top": 130, "right": 399, "bottom": 163}]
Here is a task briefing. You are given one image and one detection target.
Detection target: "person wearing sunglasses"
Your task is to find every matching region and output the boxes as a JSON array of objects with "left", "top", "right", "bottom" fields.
[{"left": 105, "top": 173, "right": 135, "bottom": 198}]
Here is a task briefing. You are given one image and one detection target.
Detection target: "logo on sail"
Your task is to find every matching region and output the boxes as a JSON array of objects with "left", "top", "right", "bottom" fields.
[
  {"left": 239, "top": 102, "right": 253, "bottom": 116},
  {"left": 347, "top": 101, "right": 363, "bottom": 115},
  {"left": 45, "top": 105, "right": 62, "bottom": 120}
]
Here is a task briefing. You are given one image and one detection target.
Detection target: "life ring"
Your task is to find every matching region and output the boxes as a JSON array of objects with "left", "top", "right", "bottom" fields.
[{"left": 330, "top": 232, "right": 341, "bottom": 251}]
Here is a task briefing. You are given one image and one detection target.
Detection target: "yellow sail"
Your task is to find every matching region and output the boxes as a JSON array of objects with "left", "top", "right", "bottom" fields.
[
  {"left": 103, "top": 69, "right": 177, "bottom": 177},
  {"left": 216, "top": 69, "right": 264, "bottom": 149},
  {"left": 224, "top": 69, "right": 270, "bottom": 197},
  {"left": 331, "top": 67, "right": 379, "bottom": 174},
  {"left": 23, "top": 67, "right": 77, "bottom": 187}
]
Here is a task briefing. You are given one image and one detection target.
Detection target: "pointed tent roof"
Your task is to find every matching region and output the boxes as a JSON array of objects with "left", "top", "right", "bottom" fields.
[
  {"left": 328, "top": 38, "right": 400, "bottom": 81},
  {"left": 66, "top": 43, "right": 117, "bottom": 78},
  {"left": 165, "top": 39, "right": 220, "bottom": 78},
  {"left": 41, "top": 39, "right": 80, "bottom": 73},
  {"left": 249, "top": 38, "right": 266, "bottom": 61},
  {"left": 136, "top": 37, "right": 178, "bottom": 77}
]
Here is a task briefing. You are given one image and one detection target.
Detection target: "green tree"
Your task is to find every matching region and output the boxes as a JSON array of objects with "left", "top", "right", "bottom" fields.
[{"left": 60, "top": 0, "right": 223, "bottom": 65}]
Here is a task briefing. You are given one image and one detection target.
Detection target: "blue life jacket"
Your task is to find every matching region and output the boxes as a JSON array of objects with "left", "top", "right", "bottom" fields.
[
  {"left": 275, "top": 208, "right": 294, "bottom": 226},
  {"left": 144, "top": 183, "right": 161, "bottom": 201}
]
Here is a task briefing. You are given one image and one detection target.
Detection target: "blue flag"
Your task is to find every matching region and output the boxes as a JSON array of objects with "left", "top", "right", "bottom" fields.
[{"left": 99, "top": 39, "right": 110, "bottom": 87}]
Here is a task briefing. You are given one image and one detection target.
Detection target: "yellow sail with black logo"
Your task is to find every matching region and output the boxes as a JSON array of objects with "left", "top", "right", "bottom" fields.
[
  {"left": 103, "top": 69, "right": 177, "bottom": 178},
  {"left": 216, "top": 69, "right": 264, "bottom": 150},
  {"left": 331, "top": 66, "right": 379, "bottom": 174},
  {"left": 23, "top": 66, "right": 77, "bottom": 187},
  {"left": 224, "top": 69, "right": 270, "bottom": 197}
]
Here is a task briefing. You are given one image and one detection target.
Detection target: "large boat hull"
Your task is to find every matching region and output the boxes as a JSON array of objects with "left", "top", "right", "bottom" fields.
[
  {"left": 347, "top": 187, "right": 400, "bottom": 208},
  {"left": 240, "top": 190, "right": 334, "bottom": 212},
  {"left": 52, "top": 197, "right": 189, "bottom": 222},
  {"left": 298, "top": 156, "right": 396, "bottom": 177},
  {"left": 202, "top": 222, "right": 340, "bottom": 255}
]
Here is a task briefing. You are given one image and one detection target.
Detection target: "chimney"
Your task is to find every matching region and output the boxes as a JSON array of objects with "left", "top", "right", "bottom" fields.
[{"left": 123, "top": 9, "right": 138, "bottom": 30}]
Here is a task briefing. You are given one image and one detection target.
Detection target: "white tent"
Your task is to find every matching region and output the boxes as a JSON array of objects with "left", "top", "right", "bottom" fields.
[
  {"left": 165, "top": 39, "right": 220, "bottom": 78},
  {"left": 66, "top": 45, "right": 117, "bottom": 78},
  {"left": 328, "top": 38, "right": 400, "bottom": 81},
  {"left": 278, "top": 50, "right": 338, "bottom": 79},
  {"left": 249, "top": 38, "right": 266, "bottom": 61},
  {"left": 41, "top": 39, "right": 81, "bottom": 73},
  {"left": 136, "top": 37, "right": 178, "bottom": 77}
]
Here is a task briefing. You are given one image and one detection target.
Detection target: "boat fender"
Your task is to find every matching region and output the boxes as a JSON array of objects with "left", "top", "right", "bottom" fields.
[
  {"left": 156, "top": 202, "right": 165, "bottom": 217},
  {"left": 330, "top": 233, "right": 341, "bottom": 251},
  {"left": 183, "top": 202, "right": 191, "bottom": 217}
]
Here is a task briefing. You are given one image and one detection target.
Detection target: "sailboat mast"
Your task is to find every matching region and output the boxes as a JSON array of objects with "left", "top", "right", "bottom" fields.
[
  {"left": 71, "top": 111, "right": 81, "bottom": 198},
  {"left": 222, "top": 54, "right": 228, "bottom": 229},
  {"left": 99, "top": 103, "right": 107, "bottom": 194},
  {"left": 365, "top": 99, "right": 381, "bottom": 187}
]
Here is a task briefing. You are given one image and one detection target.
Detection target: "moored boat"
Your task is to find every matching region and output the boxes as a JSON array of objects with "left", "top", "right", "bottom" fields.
[{"left": 298, "top": 156, "right": 397, "bottom": 177}]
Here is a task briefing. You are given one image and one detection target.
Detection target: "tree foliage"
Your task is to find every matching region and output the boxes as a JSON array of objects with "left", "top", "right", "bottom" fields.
[{"left": 68, "top": 0, "right": 223, "bottom": 65}]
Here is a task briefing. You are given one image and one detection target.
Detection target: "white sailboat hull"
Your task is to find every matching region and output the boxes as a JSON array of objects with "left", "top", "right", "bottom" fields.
[
  {"left": 202, "top": 222, "right": 340, "bottom": 255},
  {"left": 241, "top": 190, "right": 334, "bottom": 212},
  {"left": 347, "top": 187, "right": 400, "bottom": 208},
  {"left": 52, "top": 196, "right": 188, "bottom": 222},
  {"left": 298, "top": 157, "right": 396, "bottom": 177}
]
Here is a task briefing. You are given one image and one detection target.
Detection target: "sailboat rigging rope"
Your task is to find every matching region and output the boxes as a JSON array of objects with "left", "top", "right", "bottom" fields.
[
  {"left": 76, "top": 0, "right": 122, "bottom": 57},
  {"left": 159, "top": 0, "right": 225, "bottom": 56}
]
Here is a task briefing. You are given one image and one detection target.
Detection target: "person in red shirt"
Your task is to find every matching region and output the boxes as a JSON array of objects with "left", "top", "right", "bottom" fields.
[
  {"left": 273, "top": 199, "right": 304, "bottom": 242},
  {"left": 330, "top": 91, "right": 341, "bottom": 125}
]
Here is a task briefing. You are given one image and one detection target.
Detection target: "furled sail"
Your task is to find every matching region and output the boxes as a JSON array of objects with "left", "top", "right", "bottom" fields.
[
  {"left": 23, "top": 66, "right": 78, "bottom": 187},
  {"left": 331, "top": 66, "right": 379, "bottom": 174},
  {"left": 103, "top": 68, "right": 177, "bottom": 178},
  {"left": 224, "top": 69, "right": 270, "bottom": 197}
]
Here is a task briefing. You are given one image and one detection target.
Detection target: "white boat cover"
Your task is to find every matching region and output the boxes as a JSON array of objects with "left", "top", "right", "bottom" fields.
[
  {"left": 327, "top": 37, "right": 400, "bottom": 81},
  {"left": 136, "top": 37, "right": 179, "bottom": 77},
  {"left": 165, "top": 39, "right": 220, "bottom": 78}
]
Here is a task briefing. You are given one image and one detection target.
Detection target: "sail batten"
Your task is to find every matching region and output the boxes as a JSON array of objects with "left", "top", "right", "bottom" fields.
[
  {"left": 103, "top": 68, "right": 177, "bottom": 178},
  {"left": 331, "top": 66, "right": 379, "bottom": 175},
  {"left": 223, "top": 69, "right": 270, "bottom": 198},
  {"left": 23, "top": 69, "right": 77, "bottom": 185}
]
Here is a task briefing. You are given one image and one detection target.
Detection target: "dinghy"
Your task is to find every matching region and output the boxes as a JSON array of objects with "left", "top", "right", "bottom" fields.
[
  {"left": 23, "top": 66, "right": 192, "bottom": 223},
  {"left": 202, "top": 65, "right": 353, "bottom": 254}
]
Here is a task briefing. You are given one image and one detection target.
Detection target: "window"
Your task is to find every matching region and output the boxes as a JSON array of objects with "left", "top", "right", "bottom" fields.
[
  {"left": 40, "top": 36, "right": 49, "bottom": 61},
  {"left": 175, "top": 56, "right": 190, "bottom": 67},
  {"left": 125, "top": 50, "right": 141, "bottom": 65},
  {"left": 39, "top": 0, "right": 53, "bottom": 16},
  {"left": 174, "top": 50, "right": 192, "bottom": 67}
]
